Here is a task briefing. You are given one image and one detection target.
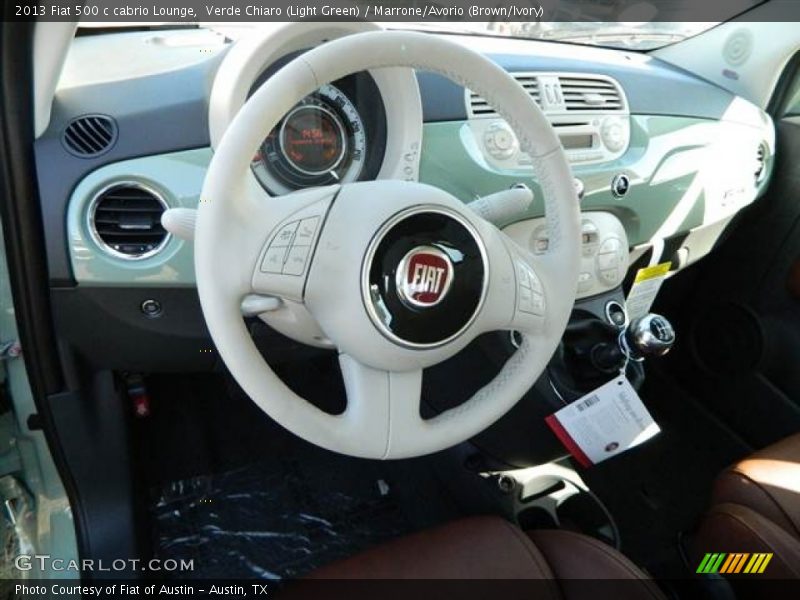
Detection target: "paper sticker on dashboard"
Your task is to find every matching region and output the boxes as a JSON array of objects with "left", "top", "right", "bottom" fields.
[
  {"left": 626, "top": 262, "right": 672, "bottom": 320},
  {"left": 545, "top": 376, "right": 660, "bottom": 468}
]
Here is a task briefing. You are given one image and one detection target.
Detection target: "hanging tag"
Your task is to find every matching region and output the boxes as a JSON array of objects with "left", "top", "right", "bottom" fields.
[
  {"left": 545, "top": 376, "right": 660, "bottom": 468},
  {"left": 626, "top": 262, "right": 671, "bottom": 320}
]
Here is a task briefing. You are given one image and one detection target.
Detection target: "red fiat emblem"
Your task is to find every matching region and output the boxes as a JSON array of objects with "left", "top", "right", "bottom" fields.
[{"left": 395, "top": 246, "right": 454, "bottom": 308}]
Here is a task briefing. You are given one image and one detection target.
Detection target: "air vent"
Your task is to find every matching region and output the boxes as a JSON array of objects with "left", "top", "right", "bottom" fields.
[
  {"left": 754, "top": 142, "right": 768, "bottom": 184},
  {"left": 467, "top": 73, "right": 625, "bottom": 118},
  {"left": 62, "top": 115, "right": 118, "bottom": 157},
  {"left": 89, "top": 183, "right": 170, "bottom": 259},
  {"left": 559, "top": 76, "right": 624, "bottom": 112},
  {"left": 468, "top": 74, "right": 541, "bottom": 119}
]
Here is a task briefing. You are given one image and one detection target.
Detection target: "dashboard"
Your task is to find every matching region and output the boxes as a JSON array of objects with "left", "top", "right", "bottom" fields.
[{"left": 38, "top": 23, "right": 775, "bottom": 370}]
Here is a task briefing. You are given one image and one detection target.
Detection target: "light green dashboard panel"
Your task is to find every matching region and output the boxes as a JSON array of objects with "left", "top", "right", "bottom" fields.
[
  {"left": 421, "top": 115, "right": 772, "bottom": 247},
  {"left": 68, "top": 115, "right": 773, "bottom": 285},
  {"left": 67, "top": 148, "right": 211, "bottom": 286}
]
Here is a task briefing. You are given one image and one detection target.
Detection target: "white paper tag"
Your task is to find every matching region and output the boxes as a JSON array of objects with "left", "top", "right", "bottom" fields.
[
  {"left": 545, "top": 376, "right": 660, "bottom": 468},
  {"left": 626, "top": 262, "right": 671, "bottom": 320}
]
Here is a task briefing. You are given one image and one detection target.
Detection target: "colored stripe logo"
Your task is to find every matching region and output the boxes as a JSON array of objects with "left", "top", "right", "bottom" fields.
[{"left": 696, "top": 553, "right": 773, "bottom": 574}]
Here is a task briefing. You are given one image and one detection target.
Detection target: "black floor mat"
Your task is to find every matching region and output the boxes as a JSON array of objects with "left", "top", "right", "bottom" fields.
[
  {"left": 152, "top": 447, "right": 412, "bottom": 579},
  {"left": 142, "top": 371, "right": 464, "bottom": 580}
]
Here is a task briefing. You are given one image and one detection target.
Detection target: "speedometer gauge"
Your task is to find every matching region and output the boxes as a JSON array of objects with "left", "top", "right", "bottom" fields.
[{"left": 252, "top": 84, "right": 367, "bottom": 194}]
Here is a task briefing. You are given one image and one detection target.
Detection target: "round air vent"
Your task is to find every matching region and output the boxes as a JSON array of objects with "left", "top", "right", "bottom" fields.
[
  {"left": 88, "top": 183, "right": 170, "bottom": 259},
  {"left": 62, "top": 114, "right": 118, "bottom": 157}
]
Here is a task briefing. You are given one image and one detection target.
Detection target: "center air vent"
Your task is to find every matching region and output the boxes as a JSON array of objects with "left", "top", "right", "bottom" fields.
[
  {"left": 62, "top": 115, "right": 118, "bottom": 157},
  {"left": 467, "top": 73, "right": 626, "bottom": 118},
  {"left": 89, "top": 183, "right": 170, "bottom": 259},
  {"left": 559, "top": 76, "right": 623, "bottom": 111}
]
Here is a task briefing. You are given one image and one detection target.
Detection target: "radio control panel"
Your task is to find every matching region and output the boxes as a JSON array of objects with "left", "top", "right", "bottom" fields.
[{"left": 467, "top": 115, "right": 630, "bottom": 171}]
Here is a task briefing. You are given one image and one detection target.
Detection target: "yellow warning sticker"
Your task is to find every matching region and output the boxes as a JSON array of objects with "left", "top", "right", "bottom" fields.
[
  {"left": 633, "top": 262, "right": 672, "bottom": 284},
  {"left": 627, "top": 262, "right": 672, "bottom": 319}
]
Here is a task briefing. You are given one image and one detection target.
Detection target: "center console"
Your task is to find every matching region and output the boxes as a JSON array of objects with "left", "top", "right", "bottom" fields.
[{"left": 504, "top": 212, "right": 629, "bottom": 299}]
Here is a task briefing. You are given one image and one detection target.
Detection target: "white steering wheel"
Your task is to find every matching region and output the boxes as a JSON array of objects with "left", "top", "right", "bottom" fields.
[{"left": 196, "top": 31, "right": 581, "bottom": 459}]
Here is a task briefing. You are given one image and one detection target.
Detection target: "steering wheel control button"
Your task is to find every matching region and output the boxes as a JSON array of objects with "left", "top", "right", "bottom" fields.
[
  {"left": 396, "top": 246, "right": 454, "bottom": 309},
  {"left": 364, "top": 208, "right": 487, "bottom": 348},
  {"left": 283, "top": 245, "right": 311, "bottom": 276},
  {"left": 516, "top": 260, "right": 545, "bottom": 316},
  {"left": 515, "top": 262, "right": 531, "bottom": 288},
  {"left": 260, "top": 207, "right": 325, "bottom": 276},
  {"left": 251, "top": 193, "right": 335, "bottom": 302},
  {"left": 261, "top": 247, "right": 288, "bottom": 273},
  {"left": 295, "top": 217, "right": 320, "bottom": 245},
  {"left": 272, "top": 221, "right": 299, "bottom": 247},
  {"left": 611, "top": 173, "right": 630, "bottom": 198}
]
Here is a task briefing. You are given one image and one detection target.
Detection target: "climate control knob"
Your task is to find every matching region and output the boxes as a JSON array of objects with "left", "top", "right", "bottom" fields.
[{"left": 601, "top": 117, "right": 627, "bottom": 153}]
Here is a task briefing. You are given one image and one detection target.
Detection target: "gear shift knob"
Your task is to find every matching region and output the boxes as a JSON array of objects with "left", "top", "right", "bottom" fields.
[{"left": 622, "top": 313, "right": 675, "bottom": 360}]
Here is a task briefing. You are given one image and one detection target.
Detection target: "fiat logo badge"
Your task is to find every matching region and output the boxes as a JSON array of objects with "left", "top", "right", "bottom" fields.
[{"left": 396, "top": 246, "right": 454, "bottom": 308}]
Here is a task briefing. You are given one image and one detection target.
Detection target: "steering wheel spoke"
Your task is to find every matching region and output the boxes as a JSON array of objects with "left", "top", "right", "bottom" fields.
[{"left": 338, "top": 354, "right": 423, "bottom": 459}]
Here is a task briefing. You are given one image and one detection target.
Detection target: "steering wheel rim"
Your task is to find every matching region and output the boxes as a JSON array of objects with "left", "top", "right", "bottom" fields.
[{"left": 196, "top": 30, "right": 581, "bottom": 459}]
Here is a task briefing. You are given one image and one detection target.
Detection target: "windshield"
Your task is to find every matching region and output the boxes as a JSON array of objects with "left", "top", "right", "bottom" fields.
[
  {"left": 417, "top": 21, "right": 721, "bottom": 51},
  {"left": 78, "top": 0, "right": 766, "bottom": 53}
]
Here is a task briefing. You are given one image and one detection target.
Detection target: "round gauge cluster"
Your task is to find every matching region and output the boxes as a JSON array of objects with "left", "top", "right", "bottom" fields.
[{"left": 252, "top": 84, "right": 367, "bottom": 194}]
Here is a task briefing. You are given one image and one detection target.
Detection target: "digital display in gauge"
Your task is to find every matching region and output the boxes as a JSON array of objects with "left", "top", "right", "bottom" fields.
[
  {"left": 252, "top": 84, "right": 367, "bottom": 194},
  {"left": 280, "top": 106, "right": 346, "bottom": 175}
]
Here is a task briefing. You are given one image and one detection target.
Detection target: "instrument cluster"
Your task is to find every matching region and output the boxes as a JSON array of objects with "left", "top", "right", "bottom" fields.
[{"left": 250, "top": 70, "right": 387, "bottom": 195}]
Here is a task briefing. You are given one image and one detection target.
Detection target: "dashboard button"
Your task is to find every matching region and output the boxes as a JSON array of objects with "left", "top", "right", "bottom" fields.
[
  {"left": 295, "top": 217, "right": 320, "bottom": 245},
  {"left": 271, "top": 221, "right": 299, "bottom": 247},
  {"left": 611, "top": 174, "right": 630, "bottom": 198},
  {"left": 599, "top": 268, "right": 619, "bottom": 285},
  {"left": 578, "top": 271, "right": 594, "bottom": 292},
  {"left": 483, "top": 123, "right": 518, "bottom": 159},
  {"left": 261, "top": 246, "right": 288, "bottom": 273},
  {"left": 283, "top": 245, "right": 311, "bottom": 276},
  {"left": 597, "top": 251, "right": 619, "bottom": 270},
  {"left": 599, "top": 238, "right": 622, "bottom": 253}
]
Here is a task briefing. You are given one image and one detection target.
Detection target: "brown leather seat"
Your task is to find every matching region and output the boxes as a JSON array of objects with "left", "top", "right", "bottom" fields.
[
  {"left": 692, "top": 432, "right": 800, "bottom": 578},
  {"left": 294, "top": 516, "right": 665, "bottom": 599}
]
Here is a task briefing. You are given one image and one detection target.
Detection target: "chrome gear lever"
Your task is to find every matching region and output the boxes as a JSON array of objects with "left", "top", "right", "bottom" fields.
[
  {"left": 620, "top": 313, "right": 676, "bottom": 361},
  {"left": 591, "top": 313, "right": 675, "bottom": 372}
]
